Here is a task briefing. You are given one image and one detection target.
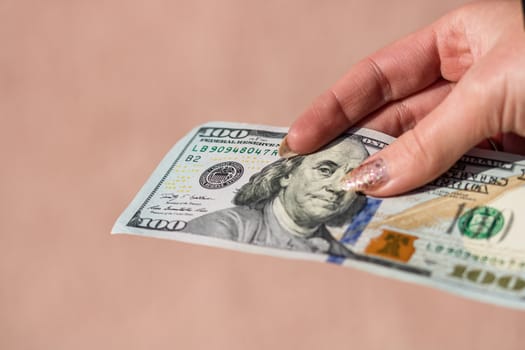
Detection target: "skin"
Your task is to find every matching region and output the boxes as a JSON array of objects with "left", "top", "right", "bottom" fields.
[
  {"left": 278, "top": 138, "right": 368, "bottom": 228},
  {"left": 286, "top": 0, "right": 525, "bottom": 197}
]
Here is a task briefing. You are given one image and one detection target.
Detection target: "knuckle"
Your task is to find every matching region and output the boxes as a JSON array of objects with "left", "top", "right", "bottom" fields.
[
  {"left": 392, "top": 101, "right": 416, "bottom": 132},
  {"left": 363, "top": 56, "right": 393, "bottom": 104},
  {"left": 327, "top": 88, "right": 347, "bottom": 121}
]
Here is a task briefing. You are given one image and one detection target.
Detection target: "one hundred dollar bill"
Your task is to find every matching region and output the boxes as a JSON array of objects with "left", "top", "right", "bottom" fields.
[{"left": 112, "top": 122, "right": 525, "bottom": 309}]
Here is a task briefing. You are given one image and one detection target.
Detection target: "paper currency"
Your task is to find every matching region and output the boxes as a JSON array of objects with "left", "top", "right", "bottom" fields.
[{"left": 112, "top": 122, "right": 525, "bottom": 309}]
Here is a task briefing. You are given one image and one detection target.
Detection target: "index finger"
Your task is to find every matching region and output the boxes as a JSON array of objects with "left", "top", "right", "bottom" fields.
[{"left": 286, "top": 24, "right": 441, "bottom": 154}]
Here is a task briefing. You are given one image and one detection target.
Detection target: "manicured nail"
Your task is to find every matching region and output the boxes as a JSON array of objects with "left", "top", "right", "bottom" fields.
[
  {"left": 279, "top": 136, "right": 299, "bottom": 158},
  {"left": 340, "top": 158, "right": 388, "bottom": 192}
]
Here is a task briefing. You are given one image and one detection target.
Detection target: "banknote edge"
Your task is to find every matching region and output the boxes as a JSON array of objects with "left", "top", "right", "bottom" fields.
[{"left": 110, "top": 121, "right": 525, "bottom": 311}]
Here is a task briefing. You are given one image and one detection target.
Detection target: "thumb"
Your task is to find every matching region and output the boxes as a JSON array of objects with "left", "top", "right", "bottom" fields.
[{"left": 341, "top": 80, "right": 499, "bottom": 196}]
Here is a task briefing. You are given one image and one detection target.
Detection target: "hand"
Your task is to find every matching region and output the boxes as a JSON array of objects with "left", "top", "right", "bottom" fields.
[{"left": 281, "top": 0, "right": 525, "bottom": 196}]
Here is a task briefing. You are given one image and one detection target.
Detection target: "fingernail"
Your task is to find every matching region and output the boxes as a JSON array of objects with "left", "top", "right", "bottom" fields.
[
  {"left": 279, "top": 136, "right": 299, "bottom": 158},
  {"left": 340, "top": 158, "right": 388, "bottom": 192}
]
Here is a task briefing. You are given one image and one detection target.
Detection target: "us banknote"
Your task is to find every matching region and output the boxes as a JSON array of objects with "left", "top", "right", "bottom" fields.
[{"left": 112, "top": 122, "right": 525, "bottom": 309}]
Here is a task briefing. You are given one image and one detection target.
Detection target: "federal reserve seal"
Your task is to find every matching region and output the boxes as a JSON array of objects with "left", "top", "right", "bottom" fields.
[
  {"left": 199, "top": 161, "right": 244, "bottom": 189},
  {"left": 458, "top": 206, "right": 504, "bottom": 239}
]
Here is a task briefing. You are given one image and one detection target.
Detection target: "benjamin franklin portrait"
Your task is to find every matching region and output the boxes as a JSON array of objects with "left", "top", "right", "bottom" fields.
[{"left": 183, "top": 135, "right": 369, "bottom": 257}]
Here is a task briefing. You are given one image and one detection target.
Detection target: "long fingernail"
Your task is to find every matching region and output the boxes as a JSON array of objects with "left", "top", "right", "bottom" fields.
[
  {"left": 279, "top": 136, "right": 299, "bottom": 158},
  {"left": 340, "top": 158, "right": 388, "bottom": 192}
]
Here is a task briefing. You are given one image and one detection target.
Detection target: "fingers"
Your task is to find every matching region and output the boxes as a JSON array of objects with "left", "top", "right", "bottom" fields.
[
  {"left": 341, "top": 78, "right": 494, "bottom": 197},
  {"left": 356, "top": 80, "right": 453, "bottom": 136},
  {"left": 285, "top": 25, "right": 442, "bottom": 154}
]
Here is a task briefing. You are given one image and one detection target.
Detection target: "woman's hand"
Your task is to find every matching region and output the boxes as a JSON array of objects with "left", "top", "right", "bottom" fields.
[{"left": 281, "top": 0, "right": 525, "bottom": 196}]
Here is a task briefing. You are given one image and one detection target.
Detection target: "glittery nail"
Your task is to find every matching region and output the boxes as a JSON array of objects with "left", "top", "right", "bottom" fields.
[
  {"left": 278, "top": 136, "right": 299, "bottom": 158},
  {"left": 340, "top": 158, "right": 388, "bottom": 192}
]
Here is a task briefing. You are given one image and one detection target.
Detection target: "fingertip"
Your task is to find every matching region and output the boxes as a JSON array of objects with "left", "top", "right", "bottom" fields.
[
  {"left": 338, "top": 130, "right": 440, "bottom": 197},
  {"left": 352, "top": 128, "right": 466, "bottom": 197},
  {"left": 285, "top": 113, "right": 323, "bottom": 155},
  {"left": 356, "top": 140, "right": 438, "bottom": 197},
  {"left": 278, "top": 136, "right": 299, "bottom": 158},
  {"left": 280, "top": 113, "right": 324, "bottom": 156},
  {"left": 286, "top": 89, "right": 356, "bottom": 155}
]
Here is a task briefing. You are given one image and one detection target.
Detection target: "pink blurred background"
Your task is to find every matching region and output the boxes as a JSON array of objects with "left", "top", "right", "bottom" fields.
[{"left": 2, "top": 0, "right": 525, "bottom": 349}]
